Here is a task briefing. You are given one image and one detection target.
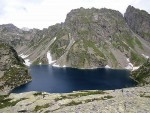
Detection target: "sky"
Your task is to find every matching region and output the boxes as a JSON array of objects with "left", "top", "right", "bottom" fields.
[{"left": 0, "top": 0, "right": 149, "bottom": 29}]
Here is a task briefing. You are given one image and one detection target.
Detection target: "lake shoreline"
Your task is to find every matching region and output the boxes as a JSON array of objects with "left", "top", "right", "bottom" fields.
[
  {"left": 12, "top": 65, "right": 136, "bottom": 94},
  {"left": 30, "top": 64, "right": 132, "bottom": 71}
]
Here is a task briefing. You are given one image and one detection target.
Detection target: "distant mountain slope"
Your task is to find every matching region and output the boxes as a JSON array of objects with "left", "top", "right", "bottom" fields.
[
  {"left": 0, "top": 24, "right": 41, "bottom": 48},
  {"left": 0, "top": 6, "right": 150, "bottom": 69}
]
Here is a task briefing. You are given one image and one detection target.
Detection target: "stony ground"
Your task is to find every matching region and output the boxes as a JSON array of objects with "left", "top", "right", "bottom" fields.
[{"left": 0, "top": 86, "right": 150, "bottom": 113}]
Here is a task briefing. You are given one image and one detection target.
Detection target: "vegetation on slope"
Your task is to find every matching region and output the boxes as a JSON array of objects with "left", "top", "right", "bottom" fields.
[
  {"left": 0, "top": 43, "right": 31, "bottom": 94},
  {"left": 132, "top": 59, "right": 150, "bottom": 85}
]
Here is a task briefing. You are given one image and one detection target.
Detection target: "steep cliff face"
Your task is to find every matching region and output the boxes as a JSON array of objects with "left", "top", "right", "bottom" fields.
[
  {"left": 124, "top": 5, "right": 150, "bottom": 42},
  {"left": 0, "top": 7, "right": 150, "bottom": 69},
  {"left": 0, "top": 43, "right": 31, "bottom": 95},
  {"left": 19, "top": 7, "right": 150, "bottom": 69}
]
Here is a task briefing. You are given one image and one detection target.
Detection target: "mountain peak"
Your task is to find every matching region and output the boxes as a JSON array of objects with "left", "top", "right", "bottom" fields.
[
  {"left": 0, "top": 7, "right": 150, "bottom": 69},
  {"left": 0, "top": 23, "right": 17, "bottom": 29},
  {"left": 0, "top": 23, "right": 20, "bottom": 33},
  {"left": 125, "top": 5, "right": 150, "bottom": 42}
]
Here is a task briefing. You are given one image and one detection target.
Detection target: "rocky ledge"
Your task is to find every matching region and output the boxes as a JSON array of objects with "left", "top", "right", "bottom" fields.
[
  {"left": 0, "top": 86, "right": 150, "bottom": 113},
  {"left": 0, "top": 43, "right": 31, "bottom": 95}
]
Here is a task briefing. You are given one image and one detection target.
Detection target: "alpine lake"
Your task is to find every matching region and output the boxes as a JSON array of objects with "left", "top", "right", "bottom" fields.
[{"left": 12, "top": 65, "right": 137, "bottom": 93}]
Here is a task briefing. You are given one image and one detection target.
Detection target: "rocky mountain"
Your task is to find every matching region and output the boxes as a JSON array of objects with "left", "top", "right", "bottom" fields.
[
  {"left": 0, "top": 42, "right": 31, "bottom": 95},
  {"left": 17, "top": 7, "right": 150, "bottom": 69},
  {"left": 0, "top": 24, "right": 41, "bottom": 49},
  {"left": 0, "top": 6, "right": 150, "bottom": 69},
  {"left": 125, "top": 5, "right": 150, "bottom": 42}
]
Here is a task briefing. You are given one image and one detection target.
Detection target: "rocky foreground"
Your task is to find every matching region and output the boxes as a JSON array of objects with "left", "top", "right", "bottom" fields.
[{"left": 0, "top": 86, "right": 150, "bottom": 113}]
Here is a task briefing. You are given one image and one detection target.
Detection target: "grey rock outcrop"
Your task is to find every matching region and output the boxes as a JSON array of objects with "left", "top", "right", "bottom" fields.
[
  {"left": 124, "top": 5, "right": 150, "bottom": 42},
  {"left": 0, "top": 86, "right": 150, "bottom": 113},
  {"left": 0, "top": 43, "right": 31, "bottom": 95}
]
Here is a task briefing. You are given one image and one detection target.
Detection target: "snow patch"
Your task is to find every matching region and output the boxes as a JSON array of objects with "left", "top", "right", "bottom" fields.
[
  {"left": 125, "top": 63, "right": 133, "bottom": 70},
  {"left": 24, "top": 59, "right": 31, "bottom": 66},
  {"left": 132, "top": 66, "right": 140, "bottom": 71},
  {"left": 125, "top": 58, "right": 140, "bottom": 71},
  {"left": 52, "top": 63, "right": 60, "bottom": 67},
  {"left": 105, "top": 65, "right": 111, "bottom": 68},
  {"left": 22, "top": 27, "right": 30, "bottom": 31},
  {"left": 127, "top": 58, "right": 130, "bottom": 63},
  {"left": 63, "top": 65, "right": 66, "bottom": 67},
  {"left": 19, "top": 54, "right": 28, "bottom": 59},
  {"left": 47, "top": 51, "right": 55, "bottom": 64},
  {"left": 54, "top": 37, "right": 56, "bottom": 41},
  {"left": 142, "top": 54, "right": 149, "bottom": 59}
]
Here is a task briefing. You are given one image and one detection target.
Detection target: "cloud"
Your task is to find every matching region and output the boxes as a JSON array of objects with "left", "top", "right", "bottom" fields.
[
  {"left": 0, "top": 0, "right": 149, "bottom": 29},
  {"left": 0, "top": 0, "right": 6, "bottom": 16},
  {"left": 132, "top": 0, "right": 150, "bottom": 12}
]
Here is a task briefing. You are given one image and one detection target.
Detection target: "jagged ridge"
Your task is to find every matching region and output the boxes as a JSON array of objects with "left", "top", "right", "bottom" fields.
[{"left": 0, "top": 6, "right": 150, "bottom": 69}]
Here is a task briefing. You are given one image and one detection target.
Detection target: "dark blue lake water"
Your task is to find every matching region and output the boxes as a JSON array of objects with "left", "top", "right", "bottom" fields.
[{"left": 12, "top": 65, "right": 136, "bottom": 93}]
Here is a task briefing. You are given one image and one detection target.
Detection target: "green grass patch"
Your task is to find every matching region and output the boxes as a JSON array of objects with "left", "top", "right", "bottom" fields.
[
  {"left": 0, "top": 43, "right": 9, "bottom": 49},
  {"left": 113, "top": 32, "right": 135, "bottom": 49},
  {"left": 54, "top": 90, "right": 107, "bottom": 101},
  {"left": 34, "top": 103, "right": 49, "bottom": 112},
  {"left": 0, "top": 95, "right": 27, "bottom": 109},
  {"left": 50, "top": 37, "right": 69, "bottom": 59},
  {"left": 65, "top": 101, "right": 82, "bottom": 106},
  {"left": 109, "top": 51, "right": 118, "bottom": 67},
  {"left": 83, "top": 39, "right": 106, "bottom": 59},
  {"left": 56, "top": 29, "right": 68, "bottom": 39},
  {"left": 65, "top": 95, "right": 113, "bottom": 106},
  {"left": 135, "top": 38, "right": 143, "bottom": 49},
  {"left": 84, "top": 95, "right": 114, "bottom": 103},
  {"left": 130, "top": 51, "right": 146, "bottom": 66},
  {"left": 132, "top": 59, "right": 150, "bottom": 85},
  {"left": 33, "top": 92, "right": 43, "bottom": 96},
  {"left": 120, "top": 41, "right": 130, "bottom": 51},
  {"left": 140, "top": 93, "right": 150, "bottom": 98},
  {"left": 103, "top": 95, "right": 114, "bottom": 99},
  {"left": 68, "top": 90, "right": 106, "bottom": 97},
  {"left": 54, "top": 95, "right": 68, "bottom": 101},
  {"left": 78, "top": 30, "right": 90, "bottom": 38}
]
